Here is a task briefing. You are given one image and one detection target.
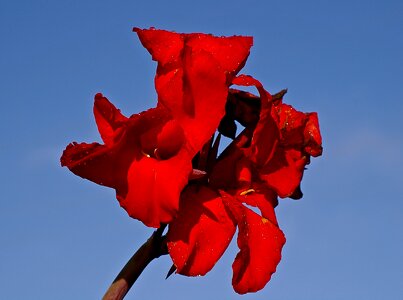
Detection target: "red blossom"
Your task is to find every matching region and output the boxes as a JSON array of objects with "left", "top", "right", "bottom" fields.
[
  {"left": 166, "top": 74, "right": 322, "bottom": 293},
  {"left": 257, "top": 96, "right": 323, "bottom": 198},
  {"left": 61, "top": 94, "right": 191, "bottom": 227},
  {"left": 211, "top": 76, "right": 322, "bottom": 199},
  {"left": 61, "top": 28, "right": 253, "bottom": 228},
  {"left": 61, "top": 27, "right": 323, "bottom": 295}
]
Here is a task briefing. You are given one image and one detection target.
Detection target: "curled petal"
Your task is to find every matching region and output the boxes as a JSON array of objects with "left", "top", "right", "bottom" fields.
[
  {"left": 93, "top": 93, "right": 128, "bottom": 145},
  {"left": 276, "top": 103, "right": 308, "bottom": 147},
  {"left": 61, "top": 99, "right": 138, "bottom": 191},
  {"left": 167, "top": 186, "right": 236, "bottom": 276},
  {"left": 221, "top": 194, "right": 285, "bottom": 294},
  {"left": 256, "top": 102, "right": 322, "bottom": 197},
  {"left": 304, "top": 112, "right": 323, "bottom": 157},
  {"left": 232, "top": 75, "right": 279, "bottom": 166},
  {"left": 276, "top": 103, "right": 323, "bottom": 157},
  {"left": 232, "top": 208, "right": 285, "bottom": 294},
  {"left": 232, "top": 75, "right": 271, "bottom": 104}
]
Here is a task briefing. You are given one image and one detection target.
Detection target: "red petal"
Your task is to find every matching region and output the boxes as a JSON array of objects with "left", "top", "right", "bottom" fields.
[
  {"left": 276, "top": 103, "right": 307, "bottom": 147},
  {"left": 135, "top": 27, "right": 253, "bottom": 77},
  {"left": 120, "top": 151, "right": 192, "bottom": 227},
  {"left": 176, "top": 48, "right": 228, "bottom": 152},
  {"left": 62, "top": 99, "right": 193, "bottom": 227},
  {"left": 136, "top": 28, "right": 253, "bottom": 155},
  {"left": 166, "top": 186, "right": 236, "bottom": 276},
  {"left": 232, "top": 208, "right": 285, "bottom": 294},
  {"left": 276, "top": 103, "right": 323, "bottom": 157},
  {"left": 232, "top": 75, "right": 279, "bottom": 166},
  {"left": 256, "top": 103, "right": 322, "bottom": 197},
  {"left": 93, "top": 93, "right": 128, "bottom": 145},
  {"left": 61, "top": 104, "right": 149, "bottom": 191},
  {"left": 237, "top": 190, "right": 278, "bottom": 225},
  {"left": 156, "top": 120, "right": 186, "bottom": 159},
  {"left": 232, "top": 75, "right": 271, "bottom": 103},
  {"left": 221, "top": 195, "right": 285, "bottom": 294},
  {"left": 61, "top": 142, "right": 125, "bottom": 189},
  {"left": 154, "top": 46, "right": 229, "bottom": 153},
  {"left": 304, "top": 112, "right": 323, "bottom": 157},
  {"left": 134, "top": 28, "right": 184, "bottom": 67},
  {"left": 260, "top": 148, "right": 307, "bottom": 198},
  {"left": 186, "top": 34, "right": 253, "bottom": 75},
  {"left": 139, "top": 118, "right": 185, "bottom": 159}
]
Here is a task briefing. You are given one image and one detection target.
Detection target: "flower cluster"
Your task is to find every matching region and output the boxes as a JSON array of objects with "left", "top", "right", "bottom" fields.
[{"left": 61, "top": 27, "right": 322, "bottom": 294}]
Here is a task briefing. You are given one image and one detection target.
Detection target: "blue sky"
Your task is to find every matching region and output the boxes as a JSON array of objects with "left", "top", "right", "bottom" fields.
[{"left": 1, "top": 0, "right": 402, "bottom": 299}]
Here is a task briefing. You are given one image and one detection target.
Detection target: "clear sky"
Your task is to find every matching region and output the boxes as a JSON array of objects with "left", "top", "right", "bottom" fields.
[{"left": 1, "top": 0, "right": 402, "bottom": 299}]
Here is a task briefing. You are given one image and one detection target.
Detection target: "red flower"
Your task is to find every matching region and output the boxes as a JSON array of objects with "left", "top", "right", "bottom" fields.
[
  {"left": 62, "top": 27, "right": 323, "bottom": 295},
  {"left": 61, "top": 95, "right": 191, "bottom": 227},
  {"left": 260, "top": 101, "right": 322, "bottom": 198},
  {"left": 210, "top": 75, "right": 323, "bottom": 198},
  {"left": 61, "top": 28, "right": 253, "bottom": 227},
  {"left": 166, "top": 74, "right": 322, "bottom": 294}
]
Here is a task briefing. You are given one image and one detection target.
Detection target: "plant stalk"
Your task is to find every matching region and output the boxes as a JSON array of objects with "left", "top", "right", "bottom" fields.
[{"left": 102, "top": 226, "right": 168, "bottom": 300}]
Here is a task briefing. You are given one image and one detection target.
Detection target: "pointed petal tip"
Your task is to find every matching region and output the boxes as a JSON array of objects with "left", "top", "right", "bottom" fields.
[{"left": 165, "top": 264, "right": 177, "bottom": 279}]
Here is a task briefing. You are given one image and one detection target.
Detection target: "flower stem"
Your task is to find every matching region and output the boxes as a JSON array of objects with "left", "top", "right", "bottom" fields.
[{"left": 102, "top": 225, "right": 168, "bottom": 300}]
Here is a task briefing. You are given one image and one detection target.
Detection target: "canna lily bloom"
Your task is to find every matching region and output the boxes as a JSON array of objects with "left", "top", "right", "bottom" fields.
[
  {"left": 210, "top": 76, "right": 322, "bottom": 199},
  {"left": 166, "top": 74, "right": 322, "bottom": 294},
  {"left": 61, "top": 95, "right": 191, "bottom": 227},
  {"left": 61, "top": 28, "right": 253, "bottom": 227},
  {"left": 61, "top": 27, "right": 323, "bottom": 295},
  {"left": 166, "top": 75, "right": 285, "bottom": 294},
  {"left": 259, "top": 100, "right": 322, "bottom": 198}
]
